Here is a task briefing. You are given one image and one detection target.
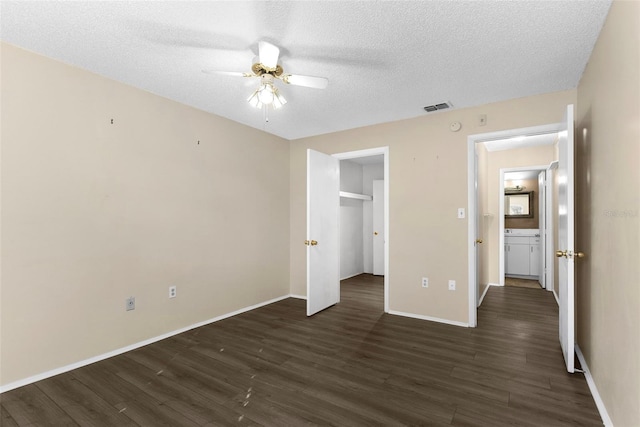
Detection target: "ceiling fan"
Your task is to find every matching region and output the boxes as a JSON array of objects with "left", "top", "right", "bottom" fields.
[{"left": 203, "top": 41, "right": 328, "bottom": 117}]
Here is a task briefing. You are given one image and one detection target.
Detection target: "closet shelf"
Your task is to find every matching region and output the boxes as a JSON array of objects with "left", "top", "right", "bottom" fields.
[{"left": 340, "top": 191, "right": 372, "bottom": 201}]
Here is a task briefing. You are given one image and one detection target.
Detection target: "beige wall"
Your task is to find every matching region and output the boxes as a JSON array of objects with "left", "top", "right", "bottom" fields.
[
  {"left": 576, "top": 1, "right": 640, "bottom": 425},
  {"left": 290, "top": 90, "right": 575, "bottom": 323},
  {"left": 482, "top": 145, "right": 557, "bottom": 285},
  {"left": 0, "top": 43, "right": 291, "bottom": 386}
]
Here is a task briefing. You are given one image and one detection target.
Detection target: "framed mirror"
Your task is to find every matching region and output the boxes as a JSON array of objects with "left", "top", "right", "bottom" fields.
[{"left": 505, "top": 191, "right": 534, "bottom": 218}]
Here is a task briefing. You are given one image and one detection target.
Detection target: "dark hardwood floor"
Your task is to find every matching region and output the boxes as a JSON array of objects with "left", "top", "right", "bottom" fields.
[
  {"left": 504, "top": 277, "right": 542, "bottom": 289},
  {"left": 1, "top": 274, "right": 602, "bottom": 426}
]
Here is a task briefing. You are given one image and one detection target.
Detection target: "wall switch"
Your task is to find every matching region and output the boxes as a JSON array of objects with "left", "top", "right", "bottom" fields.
[
  {"left": 422, "top": 277, "right": 429, "bottom": 288},
  {"left": 478, "top": 114, "right": 487, "bottom": 126},
  {"left": 457, "top": 208, "right": 465, "bottom": 219},
  {"left": 126, "top": 296, "right": 135, "bottom": 311},
  {"left": 169, "top": 286, "right": 177, "bottom": 298},
  {"left": 448, "top": 280, "right": 456, "bottom": 291}
]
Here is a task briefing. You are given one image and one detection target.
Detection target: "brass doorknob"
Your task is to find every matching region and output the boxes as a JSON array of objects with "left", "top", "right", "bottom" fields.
[
  {"left": 575, "top": 251, "right": 585, "bottom": 258},
  {"left": 475, "top": 239, "right": 483, "bottom": 244},
  {"left": 310, "top": 240, "right": 318, "bottom": 246},
  {"left": 305, "top": 240, "right": 318, "bottom": 246},
  {"left": 556, "top": 250, "right": 567, "bottom": 258},
  {"left": 304, "top": 240, "right": 310, "bottom": 246},
  {"left": 374, "top": 232, "right": 378, "bottom": 235}
]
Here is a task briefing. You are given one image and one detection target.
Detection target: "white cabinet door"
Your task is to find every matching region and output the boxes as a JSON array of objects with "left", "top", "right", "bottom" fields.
[
  {"left": 506, "top": 243, "right": 529, "bottom": 275},
  {"left": 529, "top": 239, "right": 540, "bottom": 276}
]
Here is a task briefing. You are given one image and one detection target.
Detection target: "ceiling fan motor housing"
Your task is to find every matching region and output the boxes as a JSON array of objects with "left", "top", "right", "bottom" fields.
[{"left": 252, "top": 63, "right": 283, "bottom": 77}]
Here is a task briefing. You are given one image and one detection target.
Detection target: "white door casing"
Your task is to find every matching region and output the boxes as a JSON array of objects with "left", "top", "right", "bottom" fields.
[
  {"left": 557, "top": 104, "right": 576, "bottom": 373},
  {"left": 307, "top": 149, "right": 340, "bottom": 316},
  {"left": 372, "top": 180, "right": 384, "bottom": 275},
  {"left": 538, "top": 171, "right": 546, "bottom": 289}
]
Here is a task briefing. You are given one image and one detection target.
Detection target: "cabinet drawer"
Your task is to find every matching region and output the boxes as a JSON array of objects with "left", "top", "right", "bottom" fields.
[{"left": 505, "top": 236, "right": 529, "bottom": 244}]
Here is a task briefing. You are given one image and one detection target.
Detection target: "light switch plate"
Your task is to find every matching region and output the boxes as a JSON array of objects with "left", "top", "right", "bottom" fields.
[{"left": 457, "top": 208, "right": 465, "bottom": 219}]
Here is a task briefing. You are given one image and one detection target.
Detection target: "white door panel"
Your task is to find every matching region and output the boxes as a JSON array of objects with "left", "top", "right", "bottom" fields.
[
  {"left": 307, "top": 149, "right": 340, "bottom": 316},
  {"left": 363, "top": 200, "right": 373, "bottom": 274},
  {"left": 557, "top": 104, "right": 575, "bottom": 373}
]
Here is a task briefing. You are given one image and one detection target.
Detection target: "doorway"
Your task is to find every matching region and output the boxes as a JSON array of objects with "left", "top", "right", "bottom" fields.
[
  {"left": 306, "top": 147, "right": 389, "bottom": 317},
  {"left": 467, "top": 123, "right": 561, "bottom": 327},
  {"left": 337, "top": 155, "right": 385, "bottom": 312},
  {"left": 501, "top": 166, "right": 548, "bottom": 290},
  {"left": 334, "top": 147, "right": 389, "bottom": 313},
  {"left": 468, "top": 105, "right": 576, "bottom": 374}
]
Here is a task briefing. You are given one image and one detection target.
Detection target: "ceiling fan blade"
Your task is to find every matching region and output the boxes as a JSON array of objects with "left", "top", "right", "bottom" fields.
[
  {"left": 202, "top": 70, "right": 256, "bottom": 79},
  {"left": 259, "top": 41, "right": 280, "bottom": 70},
  {"left": 283, "top": 74, "right": 329, "bottom": 89}
]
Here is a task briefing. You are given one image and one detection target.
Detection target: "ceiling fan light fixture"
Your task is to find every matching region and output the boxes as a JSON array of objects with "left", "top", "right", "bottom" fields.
[
  {"left": 272, "top": 91, "right": 287, "bottom": 109},
  {"left": 248, "top": 80, "right": 287, "bottom": 110},
  {"left": 207, "top": 41, "right": 324, "bottom": 115},
  {"left": 247, "top": 90, "right": 263, "bottom": 108},
  {"left": 257, "top": 84, "right": 275, "bottom": 104}
]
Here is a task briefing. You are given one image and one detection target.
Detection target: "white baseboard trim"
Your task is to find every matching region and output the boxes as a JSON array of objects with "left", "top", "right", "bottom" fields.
[
  {"left": 575, "top": 345, "right": 614, "bottom": 427},
  {"left": 288, "top": 294, "right": 307, "bottom": 300},
  {"left": 340, "top": 272, "right": 364, "bottom": 280},
  {"left": 388, "top": 310, "right": 469, "bottom": 328},
  {"left": 552, "top": 290, "right": 559, "bottom": 305},
  {"left": 0, "top": 294, "right": 291, "bottom": 394},
  {"left": 478, "top": 283, "right": 500, "bottom": 306}
]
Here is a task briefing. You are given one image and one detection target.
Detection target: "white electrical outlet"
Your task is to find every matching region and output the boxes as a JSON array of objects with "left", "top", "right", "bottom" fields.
[
  {"left": 422, "top": 277, "right": 429, "bottom": 288},
  {"left": 448, "top": 280, "right": 456, "bottom": 291},
  {"left": 126, "top": 296, "right": 135, "bottom": 311},
  {"left": 169, "top": 286, "right": 177, "bottom": 298},
  {"left": 479, "top": 114, "right": 487, "bottom": 126}
]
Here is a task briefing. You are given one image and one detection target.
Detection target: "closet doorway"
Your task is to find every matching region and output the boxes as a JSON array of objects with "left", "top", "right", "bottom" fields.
[{"left": 334, "top": 147, "right": 389, "bottom": 313}]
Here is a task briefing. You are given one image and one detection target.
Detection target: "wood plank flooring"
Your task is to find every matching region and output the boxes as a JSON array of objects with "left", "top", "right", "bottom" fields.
[
  {"left": 504, "top": 277, "right": 542, "bottom": 289},
  {"left": 1, "top": 274, "right": 602, "bottom": 426}
]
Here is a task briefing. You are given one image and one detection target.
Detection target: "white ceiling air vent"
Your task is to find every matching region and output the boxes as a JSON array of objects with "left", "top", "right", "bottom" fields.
[{"left": 423, "top": 102, "right": 452, "bottom": 112}]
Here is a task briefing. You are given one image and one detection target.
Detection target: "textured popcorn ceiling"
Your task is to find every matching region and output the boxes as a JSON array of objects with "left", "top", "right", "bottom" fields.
[{"left": 0, "top": 1, "right": 611, "bottom": 140}]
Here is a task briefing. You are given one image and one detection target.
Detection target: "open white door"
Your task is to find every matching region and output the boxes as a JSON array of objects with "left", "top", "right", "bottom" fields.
[
  {"left": 307, "top": 149, "right": 340, "bottom": 316},
  {"left": 372, "top": 180, "right": 385, "bottom": 275},
  {"left": 557, "top": 104, "right": 576, "bottom": 373}
]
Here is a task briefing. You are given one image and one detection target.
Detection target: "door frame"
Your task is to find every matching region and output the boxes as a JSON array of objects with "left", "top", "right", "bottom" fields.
[
  {"left": 467, "top": 123, "right": 561, "bottom": 327},
  {"left": 499, "top": 165, "right": 548, "bottom": 287},
  {"left": 333, "top": 146, "right": 390, "bottom": 313}
]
